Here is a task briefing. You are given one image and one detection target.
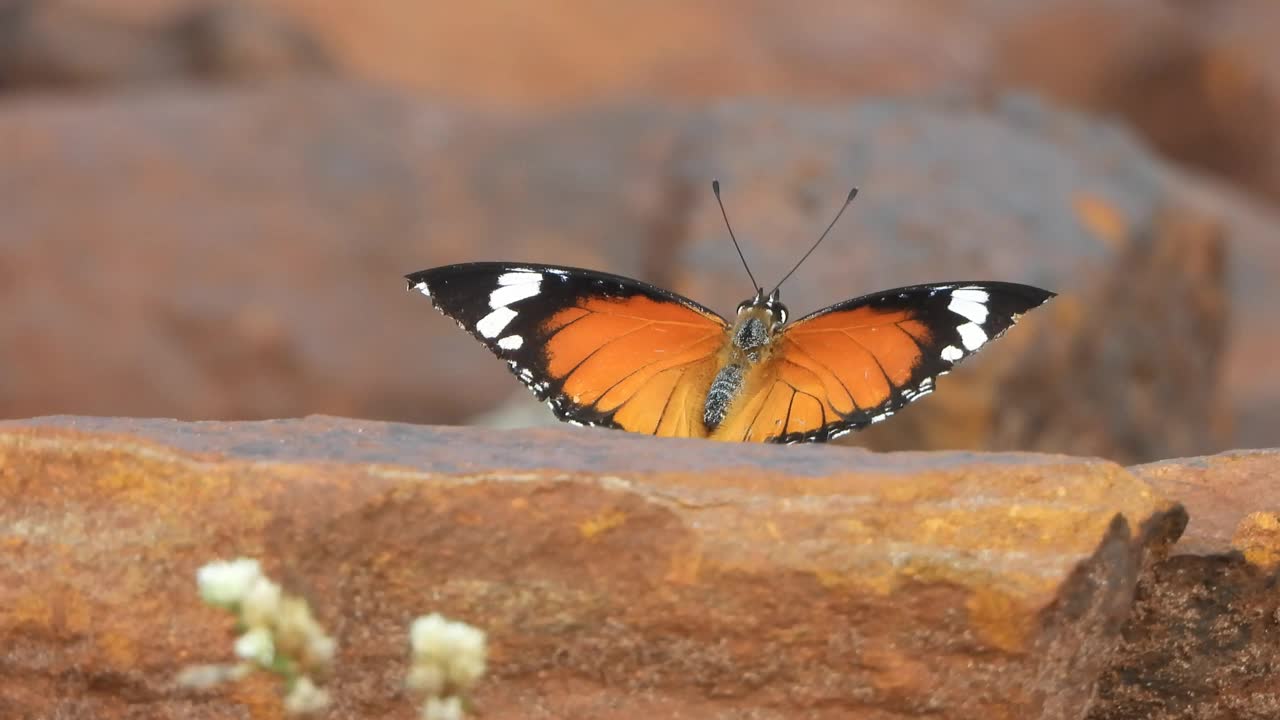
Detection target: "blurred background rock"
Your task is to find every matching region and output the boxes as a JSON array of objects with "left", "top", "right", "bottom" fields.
[{"left": 1, "top": 0, "right": 1276, "bottom": 463}]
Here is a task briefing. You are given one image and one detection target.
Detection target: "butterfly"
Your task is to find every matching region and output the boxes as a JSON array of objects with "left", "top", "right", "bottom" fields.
[{"left": 407, "top": 182, "right": 1054, "bottom": 443}]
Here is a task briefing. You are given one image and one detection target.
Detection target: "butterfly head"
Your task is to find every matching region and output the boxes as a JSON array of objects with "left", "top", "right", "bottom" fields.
[{"left": 736, "top": 287, "right": 789, "bottom": 328}]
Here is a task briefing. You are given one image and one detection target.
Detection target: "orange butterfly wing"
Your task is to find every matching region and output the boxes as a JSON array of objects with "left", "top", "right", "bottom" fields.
[
  {"left": 407, "top": 263, "right": 727, "bottom": 437},
  {"left": 712, "top": 282, "right": 1054, "bottom": 443}
]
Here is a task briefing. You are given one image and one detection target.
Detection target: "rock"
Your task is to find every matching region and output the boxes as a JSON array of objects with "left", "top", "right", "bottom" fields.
[
  {"left": 0, "top": 86, "right": 1241, "bottom": 460},
  {"left": 12, "top": 0, "right": 1280, "bottom": 203},
  {"left": 254, "top": 0, "right": 1280, "bottom": 203},
  {"left": 0, "top": 416, "right": 1177, "bottom": 719},
  {"left": 169, "top": 0, "right": 333, "bottom": 83},
  {"left": 994, "top": 0, "right": 1280, "bottom": 203},
  {"left": 1090, "top": 449, "right": 1280, "bottom": 720},
  {"left": 1177, "top": 174, "right": 1280, "bottom": 453},
  {"left": 0, "top": 84, "right": 690, "bottom": 425},
  {"left": 0, "top": 0, "right": 332, "bottom": 92}
]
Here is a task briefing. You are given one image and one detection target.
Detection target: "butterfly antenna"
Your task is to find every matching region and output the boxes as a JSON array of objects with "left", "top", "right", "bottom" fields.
[
  {"left": 712, "top": 179, "right": 760, "bottom": 292},
  {"left": 770, "top": 186, "right": 859, "bottom": 295}
]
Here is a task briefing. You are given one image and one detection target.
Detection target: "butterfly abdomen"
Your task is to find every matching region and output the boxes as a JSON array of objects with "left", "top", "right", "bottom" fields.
[{"left": 703, "top": 364, "right": 744, "bottom": 430}]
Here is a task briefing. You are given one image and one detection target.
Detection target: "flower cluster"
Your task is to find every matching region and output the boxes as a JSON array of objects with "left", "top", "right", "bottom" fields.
[
  {"left": 407, "top": 613, "right": 488, "bottom": 720},
  {"left": 182, "top": 558, "right": 336, "bottom": 714},
  {"left": 183, "top": 557, "right": 490, "bottom": 718}
]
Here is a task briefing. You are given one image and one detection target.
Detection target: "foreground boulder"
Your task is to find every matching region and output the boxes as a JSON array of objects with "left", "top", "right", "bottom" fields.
[{"left": 0, "top": 416, "right": 1178, "bottom": 719}]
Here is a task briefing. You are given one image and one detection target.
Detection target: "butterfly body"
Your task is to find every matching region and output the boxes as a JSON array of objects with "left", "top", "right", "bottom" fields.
[{"left": 407, "top": 262, "right": 1054, "bottom": 444}]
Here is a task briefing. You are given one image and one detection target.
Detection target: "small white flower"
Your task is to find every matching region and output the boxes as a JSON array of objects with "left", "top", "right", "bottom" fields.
[
  {"left": 446, "top": 652, "right": 486, "bottom": 689},
  {"left": 422, "top": 696, "right": 464, "bottom": 720},
  {"left": 410, "top": 613, "right": 486, "bottom": 660},
  {"left": 234, "top": 627, "right": 275, "bottom": 667},
  {"left": 409, "top": 613, "right": 449, "bottom": 655},
  {"left": 283, "top": 675, "right": 331, "bottom": 715},
  {"left": 306, "top": 634, "right": 338, "bottom": 667},
  {"left": 410, "top": 614, "right": 487, "bottom": 691},
  {"left": 405, "top": 663, "right": 446, "bottom": 696},
  {"left": 240, "top": 576, "right": 283, "bottom": 628},
  {"left": 197, "top": 558, "right": 262, "bottom": 608}
]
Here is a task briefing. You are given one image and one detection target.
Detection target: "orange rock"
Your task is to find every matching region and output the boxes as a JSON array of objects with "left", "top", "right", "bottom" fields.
[{"left": 0, "top": 416, "right": 1178, "bottom": 719}]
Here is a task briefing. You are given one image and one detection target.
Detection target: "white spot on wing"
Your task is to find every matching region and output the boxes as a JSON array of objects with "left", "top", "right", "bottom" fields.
[
  {"left": 477, "top": 306, "right": 517, "bottom": 338},
  {"left": 957, "top": 322, "right": 988, "bottom": 351},
  {"left": 952, "top": 287, "right": 989, "bottom": 304},
  {"left": 411, "top": 281, "right": 430, "bottom": 297},
  {"left": 941, "top": 344, "right": 964, "bottom": 362},
  {"left": 948, "top": 297, "right": 988, "bottom": 324},
  {"left": 489, "top": 280, "right": 540, "bottom": 308},
  {"left": 497, "top": 335, "right": 524, "bottom": 350},
  {"left": 497, "top": 271, "right": 541, "bottom": 285}
]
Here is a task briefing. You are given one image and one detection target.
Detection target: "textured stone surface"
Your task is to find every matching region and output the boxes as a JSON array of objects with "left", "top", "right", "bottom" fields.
[
  {"left": 0, "top": 85, "right": 1241, "bottom": 461},
  {"left": 1090, "top": 450, "right": 1280, "bottom": 720},
  {"left": 0, "top": 416, "right": 1176, "bottom": 719}
]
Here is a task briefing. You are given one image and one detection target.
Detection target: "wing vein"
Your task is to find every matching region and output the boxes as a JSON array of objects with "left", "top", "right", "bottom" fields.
[
  {"left": 561, "top": 321, "right": 656, "bottom": 380},
  {"left": 741, "top": 385, "right": 774, "bottom": 441},
  {"left": 781, "top": 387, "right": 797, "bottom": 434},
  {"left": 544, "top": 310, "right": 595, "bottom": 340},
  {"left": 839, "top": 330, "right": 901, "bottom": 397},
  {"left": 783, "top": 340, "right": 862, "bottom": 413},
  {"left": 893, "top": 321, "right": 929, "bottom": 353},
  {"left": 652, "top": 367, "right": 685, "bottom": 435},
  {"left": 588, "top": 331, "right": 722, "bottom": 403}
]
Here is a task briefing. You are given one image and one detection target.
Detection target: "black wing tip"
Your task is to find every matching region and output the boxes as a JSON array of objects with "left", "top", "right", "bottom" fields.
[
  {"left": 404, "top": 271, "right": 431, "bottom": 293},
  {"left": 1021, "top": 285, "right": 1056, "bottom": 310},
  {"left": 969, "top": 281, "right": 1056, "bottom": 311},
  {"left": 1026, "top": 284, "right": 1057, "bottom": 302}
]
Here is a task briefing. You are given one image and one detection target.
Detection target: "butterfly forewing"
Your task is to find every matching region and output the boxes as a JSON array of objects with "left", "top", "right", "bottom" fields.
[
  {"left": 407, "top": 262, "right": 729, "bottom": 436},
  {"left": 719, "top": 281, "right": 1055, "bottom": 443}
]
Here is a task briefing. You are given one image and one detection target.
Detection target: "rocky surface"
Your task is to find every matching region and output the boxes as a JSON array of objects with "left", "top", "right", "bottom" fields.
[
  {"left": 1089, "top": 449, "right": 1280, "bottom": 720},
  {"left": 0, "top": 85, "right": 1241, "bottom": 462},
  {"left": 0, "top": 416, "right": 1179, "bottom": 719}
]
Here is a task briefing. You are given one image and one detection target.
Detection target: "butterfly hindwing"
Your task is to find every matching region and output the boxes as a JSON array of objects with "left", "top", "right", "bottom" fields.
[
  {"left": 407, "top": 263, "right": 729, "bottom": 436},
  {"left": 715, "top": 281, "right": 1055, "bottom": 443}
]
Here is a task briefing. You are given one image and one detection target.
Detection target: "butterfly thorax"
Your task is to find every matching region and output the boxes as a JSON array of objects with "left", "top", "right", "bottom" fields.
[{"left": 703, "top": 292, "right": 788, "bottom": 431}]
